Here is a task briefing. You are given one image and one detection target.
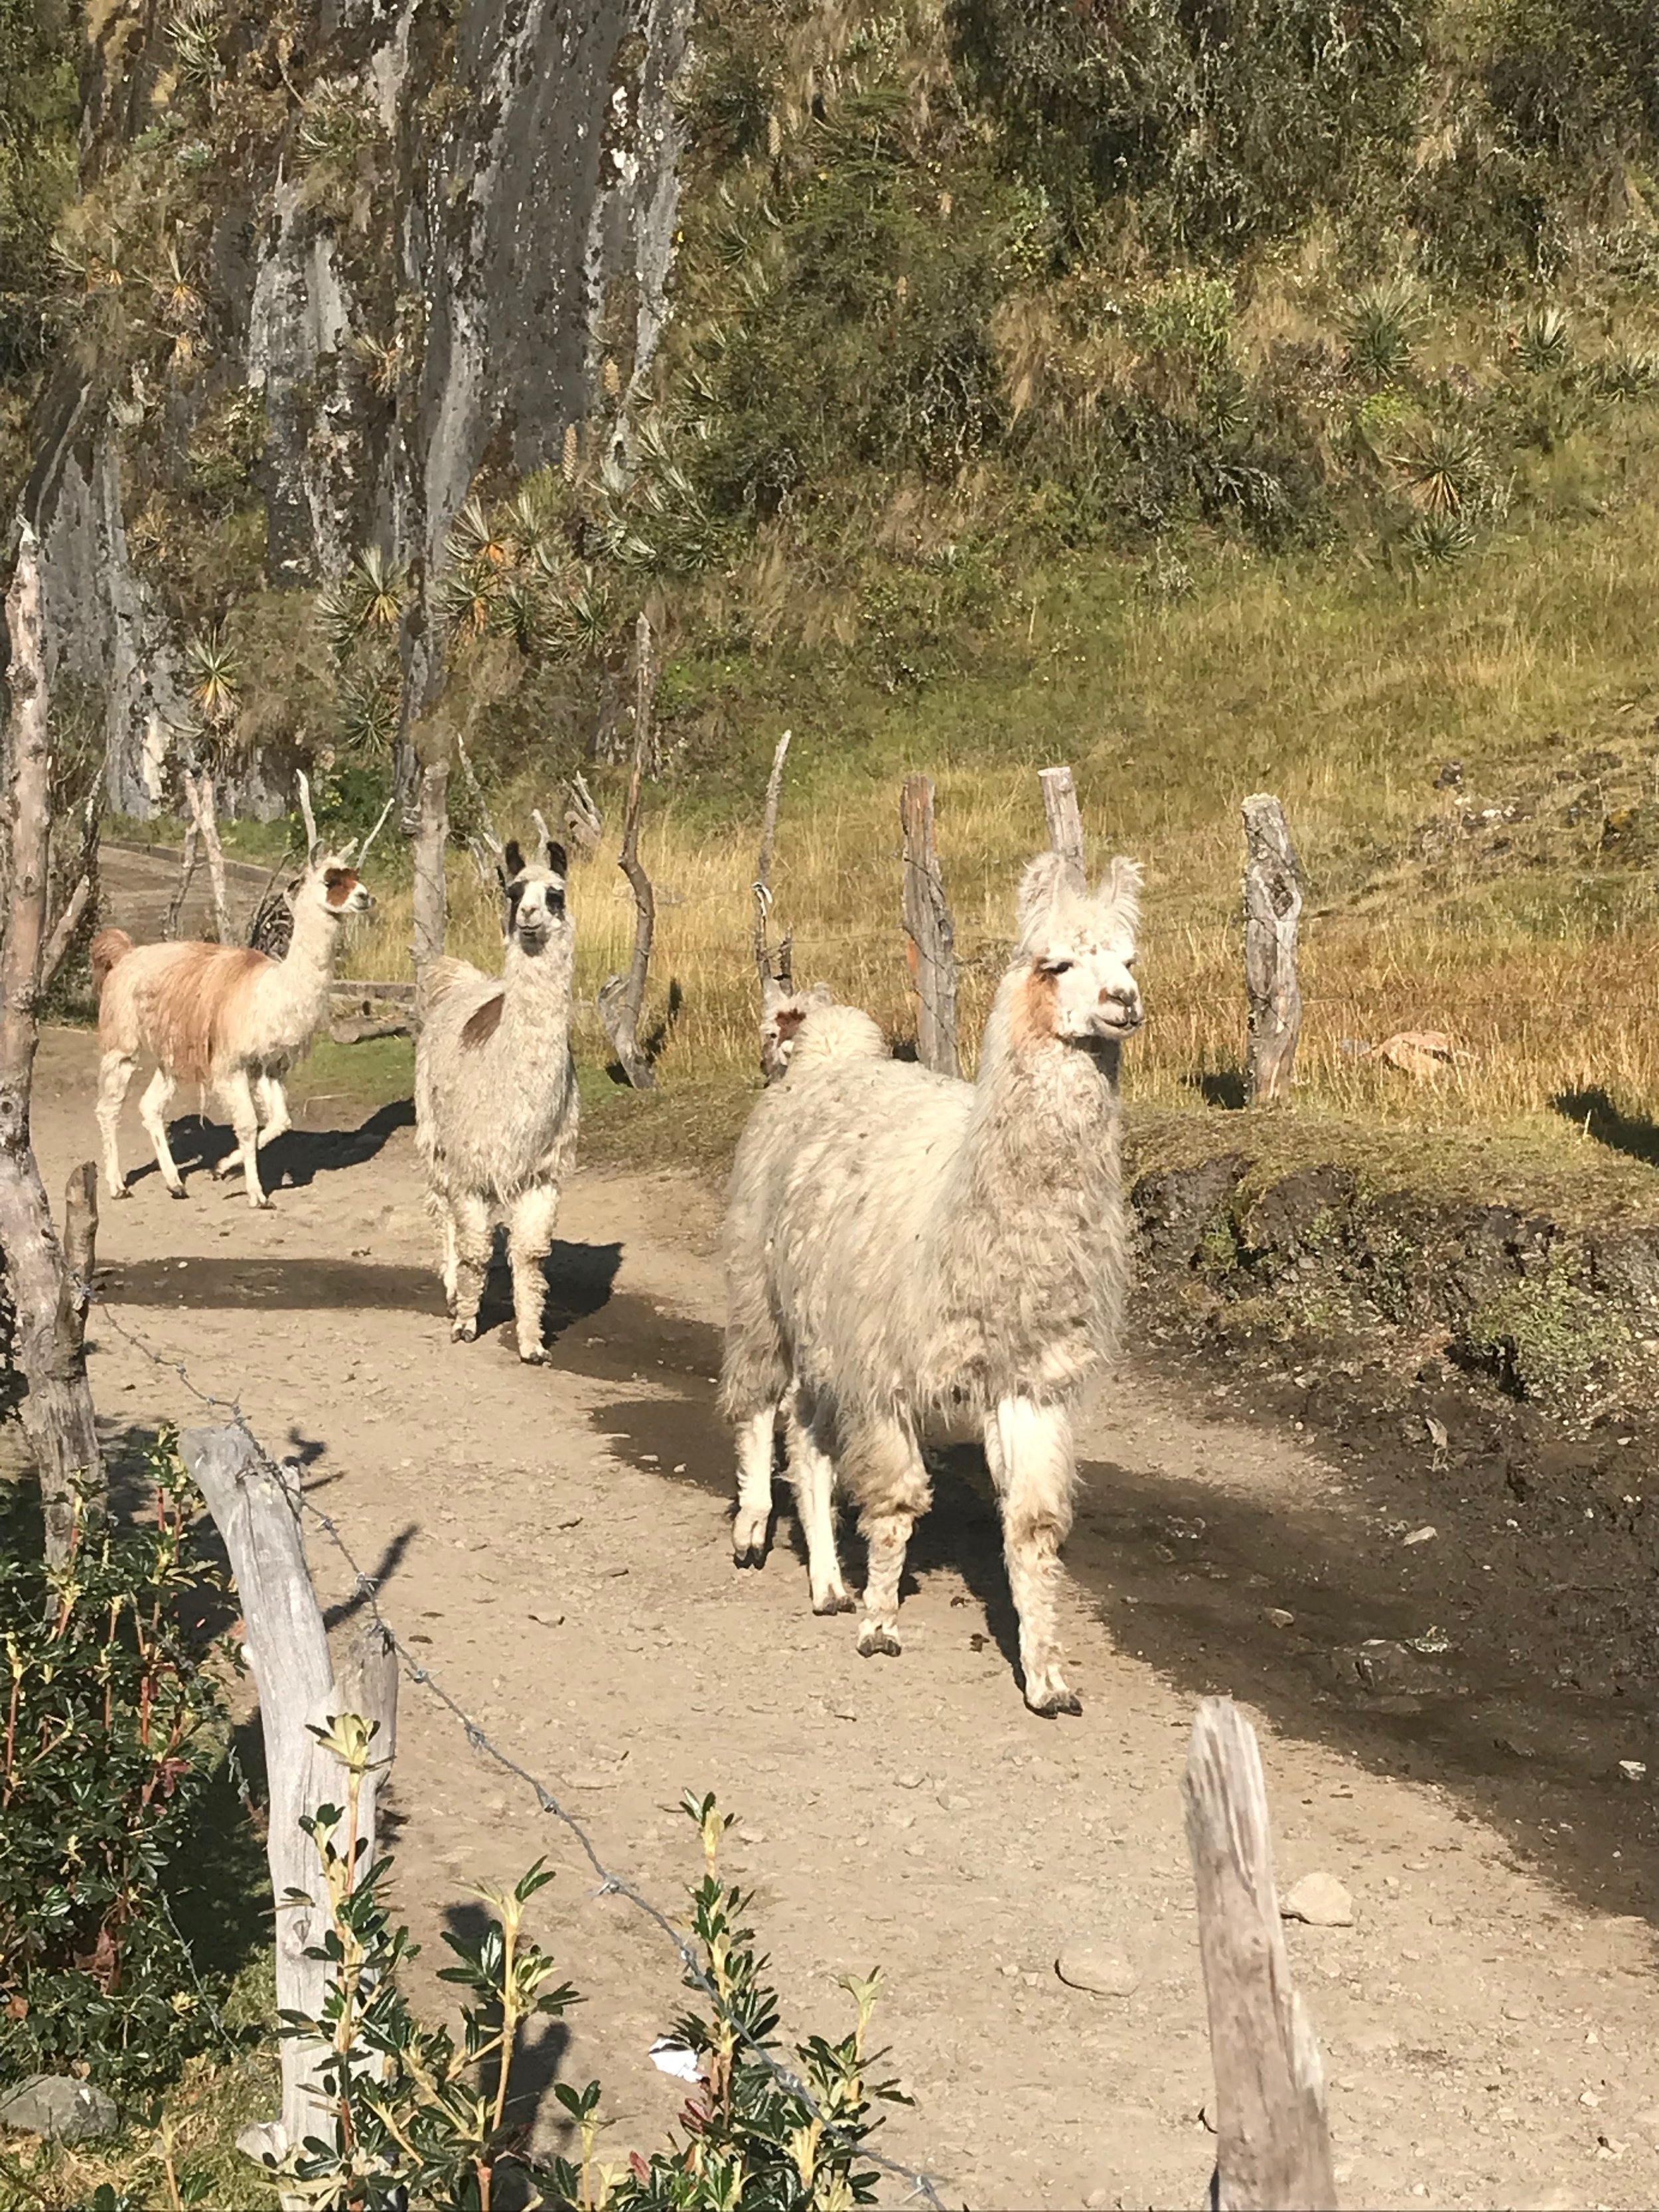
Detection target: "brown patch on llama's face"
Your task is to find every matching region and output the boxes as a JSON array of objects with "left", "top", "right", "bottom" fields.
[
  {"left": 773, "top": 1006, "right": 807, "bottom": 1046},
  {"left": 1009, "top": 965, "right": 1062, "bottom": 1050},
  {"left": 460, "top": 993, "right": 505, "bottom": 1049},
  {"left": 323, "top": 867, "right": 362, "bottom": 909}
]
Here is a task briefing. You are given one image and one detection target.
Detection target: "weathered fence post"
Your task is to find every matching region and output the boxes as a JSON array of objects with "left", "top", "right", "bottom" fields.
[
  {"left": 181, "top": 1425, "right": 398, "bottom": 2198},
  {"left": 598, "top": 635, "right": 658, "bottom": 1090},
  {"left": 1242, "top": 794, "right": 1303, "bottom": 1105},
  {"left": 0, "top": 522, "right": 105, "bottom": 1562},
  {"left": 753, "top": 729, "right": 794, "bottom": 996},
  {"left": 900, "top": 774, "right": 958, "bottom": 1078},
  {"left": 1185, "top": 1696, "right": 1336, "bottom": 2212},
  {"left": 1039, "top": 763, "right": 1088, "bottom": 893}
]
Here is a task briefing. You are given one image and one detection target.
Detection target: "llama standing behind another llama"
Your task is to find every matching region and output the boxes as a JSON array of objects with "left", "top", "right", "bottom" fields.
[
  {"left": 720, "top": 849, "right": 1143, "bottom": 1715},
  {"left": 415, "top": 832, "right": 577, "bottom": 1363},
  {"left": 93, "top": 802, "right": 382, "bottom": 1209}
]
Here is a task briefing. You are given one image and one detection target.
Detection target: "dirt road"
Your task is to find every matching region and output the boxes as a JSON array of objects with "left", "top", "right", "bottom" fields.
[{"left": 24, "top": 1024, "right": 1659, "bottom": 2211}]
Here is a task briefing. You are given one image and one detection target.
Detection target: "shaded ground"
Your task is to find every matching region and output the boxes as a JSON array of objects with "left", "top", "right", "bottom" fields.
[{"left": 19, "top": 1023, "right": 1659, "bottom": 2209}]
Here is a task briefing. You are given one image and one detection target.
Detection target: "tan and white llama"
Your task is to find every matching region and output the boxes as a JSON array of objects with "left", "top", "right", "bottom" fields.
[
  {"left": 415, "top": 828, "right": 577, "bottom": 1363},
  {"left": 720, "top": 849, "right": 1144, "bottom": 1716},
  {"left": 92, "top": 784, "right": 386, "bottom": 1209}
]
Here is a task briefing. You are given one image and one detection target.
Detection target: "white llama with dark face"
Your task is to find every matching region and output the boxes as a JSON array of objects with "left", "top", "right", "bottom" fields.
[
  {"left": 720, "top": 849, "right": 1144, "bottom": 1715},
  {"left": 415, "top": 832, "right": 578, "bottom": 1363}
]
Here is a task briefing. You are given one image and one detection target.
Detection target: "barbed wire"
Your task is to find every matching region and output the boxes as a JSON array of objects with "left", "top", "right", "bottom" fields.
[{"left": 80, "top": 1282, "right": 950, "bottom": 2210}]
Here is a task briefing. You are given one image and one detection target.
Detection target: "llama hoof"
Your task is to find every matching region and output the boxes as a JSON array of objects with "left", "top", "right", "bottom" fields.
[
  {"left": 731, "top": 1508, "right": 770, "bottom": 1562},
  {"left": 251, "top": 1197, "right": 274, "bottom": 1212},
  {"left": 165, "top": 1183, "right": 187, "bottom": 1201},
  {"left": 108, "top": 1185, "right": 131, "bottom": 1202},
  {"left": 812, "top": 1587, "right": 856, "bottom": 1616},
  {"left": 857, "top": 1625, "right": 902, "bottom": 1659},
  {"left": 733, "top": 1541, "right": 766, "bottom": 1570},
  {"left": 518, "top": 1345, "right": 548, "bottom": 1365},
  {"left": 1025, "top": 1680, "right": 1083, "bottom": 1718},
  {"left": 451, "top": 1320, "right": 478, "bottom": 1343}
]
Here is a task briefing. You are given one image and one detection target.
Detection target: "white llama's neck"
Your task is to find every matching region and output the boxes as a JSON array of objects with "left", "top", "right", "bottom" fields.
[
  {"left": 267, "top": 894, "right": 346, "bottom": 1035},
  {"left": 930, "top": 967, "right": 1125, "bottom": 1377},
  {"left": 500, "top": 928, "right": 575, "bottom": 1044}
]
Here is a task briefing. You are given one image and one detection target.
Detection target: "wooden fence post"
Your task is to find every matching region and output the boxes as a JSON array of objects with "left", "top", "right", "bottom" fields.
[
  {"left": 598, "top": 645, "right": 658, "bottom": 1089},
  {"left": 900, "top": 774, "right": 958, "bottom": 1078},
  {"left": 1185, "top": 1696, "right": 1336, "bottom": 2212},
  {"left": 1039, "top": 764, "right": 1088, "bottom": 893},
  {"left": 181, "top": 1425, "right": 398, "bottom": 2197},
  {"left": 0, "top": 521, "right": 104, "bottom": 1562},
  {"left": 753, "top": 729, "right": 794, "bottom": 995},
  {"left": 1242, "top": 794, "right": 1303, "bottom": 1105}
]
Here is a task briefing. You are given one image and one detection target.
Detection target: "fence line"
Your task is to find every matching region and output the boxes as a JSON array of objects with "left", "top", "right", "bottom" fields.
[{"left": 76, "top": 1282, "right": 950, "bottom": 2209}]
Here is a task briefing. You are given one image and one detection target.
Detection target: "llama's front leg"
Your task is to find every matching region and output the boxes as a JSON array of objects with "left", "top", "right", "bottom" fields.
[
  {"left": 731, "top": 1406, "right": 778, "bottom": 1566},
  {"left": 448, "top": 1191, "right": 492, "bottom": 1343},
  {"left": 438, "top": 1207, "right": 460, "bottom": 1313},
  {"left": 96, "top": 1052, "right": 136, "bottom": 1200},
  {"left": 220, "top": 1069, "right": 271, "bottom": 1209},
  {"left": 849, "top": 1417, "right": 930, "bottom": 1659},
  {"left": 786, "top": 1390, "right": 853, "bottom": 1613},
  {"left": 987, "top": 1396, "right": 1080, "bottom": 1716},
  {"left": 506, "top": 1183, "right": 559, "bottom": 1363},
  {"left": 254, "top": 1075, "right": 291, "bottom": 1149},
  {"left": 137, "top": 1069, "right": 188, "bottom": 1199}
]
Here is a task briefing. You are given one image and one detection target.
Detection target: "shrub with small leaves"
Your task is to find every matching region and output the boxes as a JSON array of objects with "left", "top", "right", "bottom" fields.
[
  {"left": 0, "top": 1438, "right": 242, "bottom": 2095},
  {"left": 278, "top": 1759, "right": 908, "bottom": 2211}
]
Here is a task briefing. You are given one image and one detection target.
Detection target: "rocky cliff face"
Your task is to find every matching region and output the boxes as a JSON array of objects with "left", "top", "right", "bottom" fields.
[{"left": 31, "top": 0, "right": 690, "bottom": 815}]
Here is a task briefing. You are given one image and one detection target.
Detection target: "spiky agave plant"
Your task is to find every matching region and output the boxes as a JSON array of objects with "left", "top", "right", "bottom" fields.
[
  {"left": 1394, "top": 418, "right": 1488, "bottom": 517},
  {"left": 167, "top": 0, "right": 224, "bottom": 98},
  {"left": 319, "top": 546, "right": 409, "bottom": 656},
  {"left": 1404, "top": 509, "right": 1475, "bottom": 565},
  {"left": 1516, "top": 304, "right": 1571, "bottom": 374},
  {"left": 1340, "top": 277, "right": 1423, "bottom": 388},
  {"left": 182, "top": 622, "right": 240, "bottom": 729}
]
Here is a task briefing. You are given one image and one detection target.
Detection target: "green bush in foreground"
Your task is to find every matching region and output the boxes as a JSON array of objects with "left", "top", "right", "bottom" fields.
[
  {"left": 0, "top": 1440, "right": 244, "bottom": 2096},
  {"left": 280, "top": 1727, "right": 906, "bottom": 2212}
]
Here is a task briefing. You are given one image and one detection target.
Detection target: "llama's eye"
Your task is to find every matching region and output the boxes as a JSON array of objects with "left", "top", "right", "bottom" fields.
[{"left": 1041, "top": 960, "right": 1073, "bottom": 977}]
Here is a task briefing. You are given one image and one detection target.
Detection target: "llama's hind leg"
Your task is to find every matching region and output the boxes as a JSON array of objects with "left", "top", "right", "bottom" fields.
[
  {"left": 786, "top": 1389, "right": 852, "bottom": 1614},
  {"left": 220, "top": 1068, "right": 270, "bottom": 1208},
  {"left": 448, "top": 1191, "right": 492, "bottom": 1343},
  {"left": 96, "top": 1052, "right": 137, "bottom": 1200},
  {"left": 847, "top": 1416, "right": 930, "bottom": 1659},
  {"left": 137, "top": 1069, "right": 188, "bottom": 1199},
  {"left": 986, "top": 1396, "right": 1080, "bottom": 1716},
  {"left": 254, "top": 1075, "right": 291, "bottom": 1149},
  {"left": 506, "top": 1183, "right": 559, "bottom": 1364},
  {"left": 731, "top": 1406, "right": 778, "bottom": 1566}
]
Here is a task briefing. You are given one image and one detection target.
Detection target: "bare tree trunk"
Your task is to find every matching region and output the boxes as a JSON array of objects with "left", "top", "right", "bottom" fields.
[
  {"left": 40, "top": 875, "right": 92, "bottom": 990},
  {"left": 181, "top": 766, "right": 232, "bottom": 943},
  {"left": 599, "top": 714, "right": 657, "bottom": 1091},
  {"left": 182, "top": 1425, "right": 397, "bottom": 2204},
  {"left": 634, "top": 609, "right": 659, "bottom": 777},
  {"left": 0, "top": 523, "right": 104, "bottom": 1562},
  {"left": 1039, "top": 763, "right": 1087, "bottom": 892},
  {"left": 1185, "top": 1696, "right": 1336, "bottom": 2211},
  {"left": 753, "top": 728, "right": 793, "bottom": 994},
  {"left": 164, "top": 820, "right": 200, "bottom": 940},
  {"left": 900, "top": 773, "right": 958, "bottom": 1078},
  {"left": 411, "top": 745, "right": 451, "bottom": 990},
  {"left": 1243, "top": 794, "right": 1303, "bottom": 1106}
]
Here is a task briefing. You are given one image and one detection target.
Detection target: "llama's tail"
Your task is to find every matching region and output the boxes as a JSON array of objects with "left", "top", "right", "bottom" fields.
[{"left": 90, "top": 927, "right": 135, "bottom": 992}]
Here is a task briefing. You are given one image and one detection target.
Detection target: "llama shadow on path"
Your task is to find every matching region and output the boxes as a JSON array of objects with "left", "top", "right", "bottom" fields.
[
  {"left": 1552, "top": 1084, "right": 1659, "bottom": 1168},
  {"left": 160, "top": 1098, "right": 415, "bottom": 1192}
]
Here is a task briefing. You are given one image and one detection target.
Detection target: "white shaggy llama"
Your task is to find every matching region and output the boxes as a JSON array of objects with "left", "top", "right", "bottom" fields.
[
  {"left": 415, "top": 830, "right": 577, "bottom": 1363},
  {"left": 720, "top": 849, "right": 1143, "bottom": 1715},
  {"left": 92, "top": 797, "right": 384, "bottom": 1209}
]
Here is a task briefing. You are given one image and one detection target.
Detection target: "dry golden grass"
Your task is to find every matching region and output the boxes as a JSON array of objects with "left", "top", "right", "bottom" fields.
[{"left": 341, "top": 424, "right": 1659, "bottom": 1205}]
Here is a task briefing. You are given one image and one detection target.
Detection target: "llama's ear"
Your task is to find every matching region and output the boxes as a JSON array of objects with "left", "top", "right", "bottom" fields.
[
  {"left": 502, "top": 839, "right": 526, "bottom": 880},
  {"left": 808, "top": 981, "right": 835, "bottom": 1006},
  {"left": 1095, "top": 855, "right": 1143, "bottom": 932},
  {"left": 761, "top": 974, "right": 788, "bottom": 1015},
  {"left": 1016, "top": 851, "right": 1070, "bottom": 934},
  {"left": 544, "top": 838, "right": 567, "bottom": 878}
]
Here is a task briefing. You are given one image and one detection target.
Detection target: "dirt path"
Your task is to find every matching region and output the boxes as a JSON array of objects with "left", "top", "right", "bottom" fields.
[{"left": 23, "top": 1025, "right": 1659, "bottom": 2211}]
